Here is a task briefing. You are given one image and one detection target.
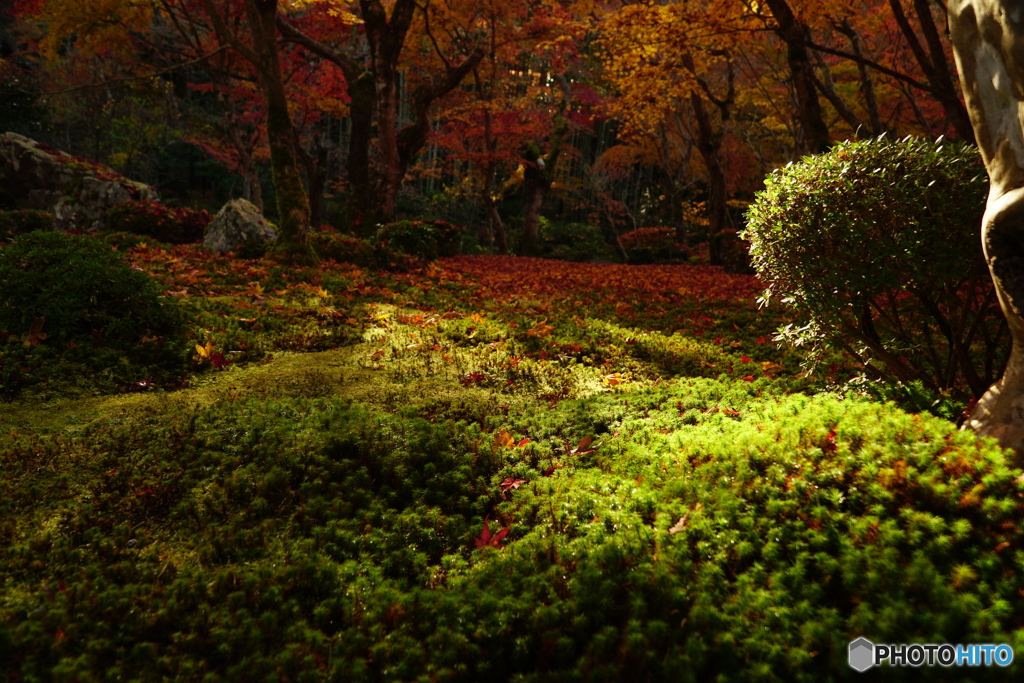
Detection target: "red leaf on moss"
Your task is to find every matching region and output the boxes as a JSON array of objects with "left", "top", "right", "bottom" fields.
[
  {"left": 209, "top": 353, "right": 231, "bottom": 369},
  {"left": 823, "top": 429, "right": 837, "bottom": 454},
  {"left": 500, "top": 477, "right": 527, "bottom": 494},
  {"left": 474, "top": 515, "right": 510, "bottom": 549}
]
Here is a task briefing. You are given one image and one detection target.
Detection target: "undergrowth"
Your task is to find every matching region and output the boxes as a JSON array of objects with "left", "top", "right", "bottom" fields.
[{"left": 0, "top": 238, "right": 1021, "bottom": 681}]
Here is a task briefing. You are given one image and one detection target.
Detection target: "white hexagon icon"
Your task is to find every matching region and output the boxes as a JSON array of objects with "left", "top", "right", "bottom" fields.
[{"left": 849, "top": 637, "right": 874, "bottom": 672}]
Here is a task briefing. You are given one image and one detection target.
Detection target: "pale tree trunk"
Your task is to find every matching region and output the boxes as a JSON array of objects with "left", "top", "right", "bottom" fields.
[{"left": 949, "top": 0, "right": 1024, "bottom": 458}]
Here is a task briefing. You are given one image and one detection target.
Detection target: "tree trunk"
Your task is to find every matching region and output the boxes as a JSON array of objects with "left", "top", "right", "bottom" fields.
[
  {"left": 519, "top": 116, "right": 568, "bottom": 257},
  {"left": 480, "top": 110, "right": 507, "bottom": 254},
  {"left": 763, "top": 0, "right": 831, "bottom": 154},
  {"left": 691, "top": 92, "right": 728, "bottom": 267},
  {"left": 347, "top": 73, "right": 376, "bottom": 231},
  {"left": 360, "top": 0, "right": 415, "bottom": 225},
  {"left": 894, "top": 0, "right": 977, "bottom": 143},
  {"left": 202, "top": 0, "right": 317, "bottom": 265},
  {"left": 948, "top": 0, "right": 1024, "bottom": 459},
  {"left": 835, "top": 19, "right": 885, "bottom": 136}
]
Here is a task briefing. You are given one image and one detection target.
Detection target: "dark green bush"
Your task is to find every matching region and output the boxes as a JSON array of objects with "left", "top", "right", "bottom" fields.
[
  {"left": 105, "top": 199, "right": 212, "bottom": 244},
  {"left": 743, "top": 135, "right": 1007, "bottom": 406},
  {"left": 0, "top": 210, "right": 53, "bottom": 240},
  {"left": 619, "top": 226, "right": 687, "bottom": 264},
  {"left": 538, "top": 218, "right": 618, "bottom": 262},
  {"left": 311, "top": 229, "right": 421, "bottom": 270},
  {"left": 376, "top": 219, "right": 462, "bottom": 260},
  {"left": 0, "top": 231, "right": 190, "bottom": 392}
]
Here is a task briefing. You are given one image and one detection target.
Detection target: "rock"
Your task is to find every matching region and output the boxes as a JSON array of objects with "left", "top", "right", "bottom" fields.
[
  {"left": 0, "top": 132, "right": 159, "bottom": 230},
  {"left": 203, "top": 198, "right": 278, "bottom": 253}
]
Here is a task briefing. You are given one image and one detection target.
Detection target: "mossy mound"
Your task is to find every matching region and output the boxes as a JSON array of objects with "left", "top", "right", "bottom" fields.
[{"left": 0, "top": 231, "right": 191, "bottom": 394}]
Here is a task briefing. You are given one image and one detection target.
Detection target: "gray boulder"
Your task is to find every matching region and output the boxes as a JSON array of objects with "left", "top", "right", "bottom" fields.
[
  {"left": 203, "top": 198, "right": 278, "bottom": 252},
  {"left": 0, "top": 132, "right": 159, "bottom": 230}
]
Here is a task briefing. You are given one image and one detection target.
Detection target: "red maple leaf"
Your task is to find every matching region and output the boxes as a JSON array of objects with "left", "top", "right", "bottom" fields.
[
  {"left": 474, "top": 515, "right": 510, "bottom": 549},
  {"left": 209, "top": 352, "right": 231, "bottom": 369}
]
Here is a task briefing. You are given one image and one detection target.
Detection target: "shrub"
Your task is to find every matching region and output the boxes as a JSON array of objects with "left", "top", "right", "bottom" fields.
[
  {"left": 619, "top": 226, "right": 688, "bottom": 264},
  {"left": 309, "top": 230, "right": 417, "bottom": 270},
  {"left": 0, "top": 210, "right": 54, "bottom": 240},
  {"left": 105, "top": 199, "right": 212, "bottom": 244},
  {"left": 375, "top": 219, "right": 462, "bottom": 260},
  {"left": 0, "top": 231, "right": 190, "bottom": 392},
  {"left": 538, "top": 218, "right": 617, "bottom": 262},
  {"left": 743, "top": 135, "right": 1006, "bottom": 406}
]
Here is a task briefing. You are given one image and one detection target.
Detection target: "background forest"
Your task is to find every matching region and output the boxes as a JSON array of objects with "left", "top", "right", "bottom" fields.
[{"left": 0, "top": 0, "right": 970, "bottom": 263}]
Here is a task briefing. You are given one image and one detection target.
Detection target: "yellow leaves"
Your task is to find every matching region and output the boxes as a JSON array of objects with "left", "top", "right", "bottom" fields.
[
  {"left": 314, "top": 286, "right": 330, "bottom": 298},
  {"left": 284, "top": 0, "right": 362, "bottom": 24},
  {"left": 193, "top": 342, "right": 215, "bottom": 363},
  {"left": 32, "top": 0, "right": 149, "bottom": 66}
]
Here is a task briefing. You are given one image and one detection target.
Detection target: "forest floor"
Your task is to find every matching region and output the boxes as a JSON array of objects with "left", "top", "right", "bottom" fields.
[{"left": 2, "top": 246, "right": 1022, "bottom": 681}]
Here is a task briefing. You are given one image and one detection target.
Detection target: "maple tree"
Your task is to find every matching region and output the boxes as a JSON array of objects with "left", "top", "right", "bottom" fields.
[
  {"left": 278, "top": 0, "right": 483, "bottom": 228},
  {"left": 598, "top": 1, "right": 752, "bottom": 265}
]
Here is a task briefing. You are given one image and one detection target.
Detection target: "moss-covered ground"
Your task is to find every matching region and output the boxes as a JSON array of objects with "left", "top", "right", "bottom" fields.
[{"left": 2, "top": 242, "right": 1023, "bottom": 681}]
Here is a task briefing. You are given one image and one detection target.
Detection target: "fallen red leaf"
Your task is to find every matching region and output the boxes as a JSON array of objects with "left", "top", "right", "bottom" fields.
[
  {"left": 474, "top": 515, "right": 510, "bottom": 549},
  {"left": 500, "top": 477, "right": 527, "bottom": 494}
]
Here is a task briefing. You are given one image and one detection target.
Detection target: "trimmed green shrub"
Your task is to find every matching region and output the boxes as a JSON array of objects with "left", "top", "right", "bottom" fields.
[
  {"left": 0, "top": 231, "right": 190, "bottom": 392},
  {"left": 105, "top": 199, "right": 212, "bottom": 244},
  {"left": 743, "top": 135, "right": 1007, "bottom": 408},
  {"left": 376, "top": 219, "right": 462, "bottom": 260},
  {"left": 0, "top": 210, "right": 54, "bottom": 240}
]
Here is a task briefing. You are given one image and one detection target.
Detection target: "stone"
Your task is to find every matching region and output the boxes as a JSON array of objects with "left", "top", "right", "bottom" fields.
[
  {"left": 0, "top": 132, "right": 159, "bottom": 230},
  {"left": 949, "top": 1, "right": 1024, "bottom": 459},
  {"left": 203, "top": 198, "right": 278, "bottom": 252}
]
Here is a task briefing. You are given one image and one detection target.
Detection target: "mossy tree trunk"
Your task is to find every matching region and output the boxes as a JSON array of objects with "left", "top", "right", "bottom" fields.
[
  {"left": 949, "top": 0, "right": 1024, "bottom": 459},
  {"left": 201, "top": 0, "right": 318, "bottom": 266}
]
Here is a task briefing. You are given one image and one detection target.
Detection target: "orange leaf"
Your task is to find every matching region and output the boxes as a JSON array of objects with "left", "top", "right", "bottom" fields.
[
  {"left": 603, "top": 372, "right": 625, "bottom": 386},
  {"left": 493, "top": 429, "right": 514, "bottom": 449},
  {"left": 527, "top": 319, "right": 554, "bottom": 337}
]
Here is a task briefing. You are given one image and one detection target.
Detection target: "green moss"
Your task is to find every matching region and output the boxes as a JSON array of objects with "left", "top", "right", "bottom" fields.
[{"left": 1, "top": 236, "right": 1021, "bottom": 681}]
